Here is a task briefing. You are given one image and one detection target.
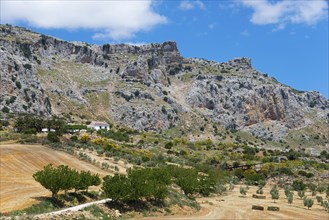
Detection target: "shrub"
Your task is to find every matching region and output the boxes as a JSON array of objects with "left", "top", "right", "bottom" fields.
[
  {"left": 23, "top": 64, "right": 32, "bottom": 70},
  {"left": 292, "top": 180, "right": 306, "bottom": 191},
  {"left": 80, "top": 133, "right": 91, "bottom": 143},
  {"left": 9, "top": 96, "right": 16, "bottom": 104},
  {"left": 47, "top": 132, "right": 60, "bottom": 143},
  {"left": 70, "top": 135, "right": 78, "bottom": 141},
  {"left": 240, "top": 186, "right": 247, "bottom": 196},
  {"left": 316, "top": 196, "right": 323, "bottom": 204},
  {"left": 15, "top": 81, "right": 22, "bottom": 89},
  {"left": 277, "top": 167, "right": 293, "bottom": 176},
  {"left": 19, "top": 43, "right": 32, "bottom": 58},
  {"left": 0, "top": 120, "right": 9, "bottom": 127},
  {"left": 2, "top": 106, "right": 10, "bottom": 113},
  {"left": 164, "top": 141, "right": 174, "bottom": 149}
]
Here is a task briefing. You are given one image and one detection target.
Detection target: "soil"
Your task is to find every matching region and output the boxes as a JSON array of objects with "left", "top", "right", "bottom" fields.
[
  {"left": 142, "top": 185, "right": 329, "bottom": 220},
  {"left": 0, "top": 143, "right": 111, "bottom": 212}
]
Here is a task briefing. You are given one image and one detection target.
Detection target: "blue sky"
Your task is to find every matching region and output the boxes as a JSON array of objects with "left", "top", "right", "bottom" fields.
[{"left": 1, "top": 0, "right": 328, "bottom": 98}]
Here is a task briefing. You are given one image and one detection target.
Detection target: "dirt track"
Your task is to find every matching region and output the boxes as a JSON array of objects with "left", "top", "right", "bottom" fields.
[
  {"left": 144, "top": 185, "right": 329, "bottom": 220},
  {"left": 0, "top": 143, "right": 111, "bottom": 212}
]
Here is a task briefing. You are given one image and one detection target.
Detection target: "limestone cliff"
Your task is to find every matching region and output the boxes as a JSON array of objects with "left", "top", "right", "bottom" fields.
[{"left": 1, "top": 24, "right": 328, "bottom": 145}]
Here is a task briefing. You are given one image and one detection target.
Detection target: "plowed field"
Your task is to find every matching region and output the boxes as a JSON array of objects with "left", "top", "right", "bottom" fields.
[{"left": 0, "top": 144, "right": 110, "bottom": 212}]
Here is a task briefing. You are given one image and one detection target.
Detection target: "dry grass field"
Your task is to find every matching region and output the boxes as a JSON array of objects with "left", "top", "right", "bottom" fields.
[
  {"left": 143, "top": 185, "right": 329, "bottom": 220},
  {"left": 0, "top": 143, "right": 111, "bottom": 213}
]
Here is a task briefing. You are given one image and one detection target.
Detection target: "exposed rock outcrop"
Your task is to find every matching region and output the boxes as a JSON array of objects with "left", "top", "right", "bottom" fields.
[{"left": 0, "top": 24, "right": 328, "bottom": 141}]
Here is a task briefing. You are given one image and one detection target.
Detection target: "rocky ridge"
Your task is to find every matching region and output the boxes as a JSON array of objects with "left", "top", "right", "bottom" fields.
[{"left": 0, "top": 24, "right": 328, "bottom": 144}]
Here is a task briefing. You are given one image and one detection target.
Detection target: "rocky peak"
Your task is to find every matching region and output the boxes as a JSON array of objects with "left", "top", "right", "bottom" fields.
[
  {"left": 101, "top": 41, "right": 180, "bottom": 56},
  {"left": 227, "top": 57, "right": 252, "bottom": 70}
]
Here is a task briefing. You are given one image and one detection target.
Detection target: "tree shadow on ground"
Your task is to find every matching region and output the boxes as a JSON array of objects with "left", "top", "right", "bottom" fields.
[
  {"left": 105, "top": 199, "right": 165, "bottom": 213},
  {"left": 31, "top": 196, "right": 65, "bottom": 208}
]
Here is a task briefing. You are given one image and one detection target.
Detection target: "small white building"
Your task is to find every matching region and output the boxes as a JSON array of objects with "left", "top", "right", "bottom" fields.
[{"left": 87, "top": 121, "right": 110, "bottom": 131}]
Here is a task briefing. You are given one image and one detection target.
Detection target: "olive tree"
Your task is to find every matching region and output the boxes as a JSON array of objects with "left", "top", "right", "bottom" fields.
[{"left": 270, "top": 185, "right": 279, "bottom": 203}]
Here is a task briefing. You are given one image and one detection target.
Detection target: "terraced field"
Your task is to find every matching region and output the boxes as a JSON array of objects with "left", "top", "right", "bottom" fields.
[{"left": 0, "top": 143, "right": 110, "bottom": 212}]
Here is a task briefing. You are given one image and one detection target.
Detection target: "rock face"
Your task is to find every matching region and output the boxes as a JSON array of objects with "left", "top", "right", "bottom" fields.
[{"left": 0, "top": 24, "right": 328, "bottom": 142}]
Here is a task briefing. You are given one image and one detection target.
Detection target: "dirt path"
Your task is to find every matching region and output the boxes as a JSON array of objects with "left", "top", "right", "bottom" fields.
[
  {"left": 143, "top": 185, "right": 329, "bottom": 220},
  {"left": 34, "top": 198, "right": 112, "bottom": 218},
  {"left": 0, "top": 143, "right": 111, "bottom": 212}
]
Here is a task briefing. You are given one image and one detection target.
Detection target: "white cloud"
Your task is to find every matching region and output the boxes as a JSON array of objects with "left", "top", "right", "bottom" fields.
[
  {"left": 1, "top": 0, "right": 167, "bottom": 41},
  {"left": 179, "top": 1, "right": 194, "bottom": 10},
  {"left": 241, "top": 0, "right": 328, "bottom": 28},
  {"left": 179, "top": 0, "right": 205, "bottom": 10},
  {"left": 195, "top": 1, "right": 206, "bottom": 10}
]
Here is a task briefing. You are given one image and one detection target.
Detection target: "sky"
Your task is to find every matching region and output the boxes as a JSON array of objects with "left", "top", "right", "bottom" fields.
[{"left": 1, "top": 0, "right": 328, "bottom": 98}]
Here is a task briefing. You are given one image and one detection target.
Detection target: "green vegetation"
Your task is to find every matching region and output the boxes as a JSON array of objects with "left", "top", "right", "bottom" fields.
[
  {"left": 103, "top": 167, "right": 171, "bottom": 202},
  {"left": 1, "top": 111, "right": 328, "bottom": 217},
  {"left": 240, "top": 186, "right": 247, "bottom": 196},
  {"left": 303, "top": 197, "right": 314, "bottom": 209},
  {"left": 33, "top": 164, "right": 100, "bottom": 198},
  {"left": 287, "top": 192, "right": 293, "bottom": 205},
  {"left": 270, "top": 185, "right": 279, "bottom": 203},
  {"left": 14, "top": 114, "right": 65, "bottom": 134}
]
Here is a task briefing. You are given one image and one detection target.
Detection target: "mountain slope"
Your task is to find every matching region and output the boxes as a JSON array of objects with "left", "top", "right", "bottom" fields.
[{"left": 0, "top": 24, "right": 328, "bottom": 150}]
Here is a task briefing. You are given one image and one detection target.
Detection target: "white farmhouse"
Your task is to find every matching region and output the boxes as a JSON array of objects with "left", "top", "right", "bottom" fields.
[{"left": 87, "top": 121, "right": 110, "bottom": 131}]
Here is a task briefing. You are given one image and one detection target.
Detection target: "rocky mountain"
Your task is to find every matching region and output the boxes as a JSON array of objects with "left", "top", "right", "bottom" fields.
[{"left": 1, "top": 24, "right": 328, "bottom": 149}]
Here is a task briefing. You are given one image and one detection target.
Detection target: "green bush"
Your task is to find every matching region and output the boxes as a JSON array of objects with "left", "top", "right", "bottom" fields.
[
  {"left": 292, "top": 180, "right": 306, "bottom": 191},
  {"left": 47, "top": 132, "right": 60, "bottom": 143},
  {"left": 15, "top": 81, "right": 22, "bottom": 89},
  {"left": 276, "top": 167, "right": 293, "bottom": 176},
  {"left": 70, "top": 135, "right": 78, "bottom": 141}
]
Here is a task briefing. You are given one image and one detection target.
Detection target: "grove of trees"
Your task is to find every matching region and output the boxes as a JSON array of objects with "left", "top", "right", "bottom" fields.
[
  {"left": 15, "top": 115, "right": 65, "bottom": 134},
  {"left": 33, "top": 164, "right": 100, "bottom": 198},
  {"left": 102, "top": 167, "right": 171, "bottom": 202}
]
